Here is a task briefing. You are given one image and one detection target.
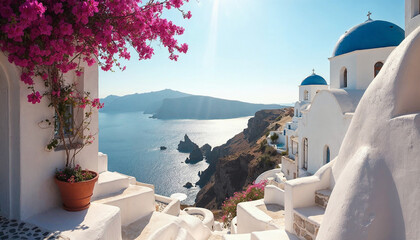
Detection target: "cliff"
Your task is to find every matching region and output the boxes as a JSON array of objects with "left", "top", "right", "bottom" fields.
[
  {"left": 194, "top": 108, "right": 294, "bottom": 209},
  {"left": 152, "top": 96, "right": 286, "bottom": 119},
  {"left": 100, "top": 89, "right": 192, "bottom": 113}
]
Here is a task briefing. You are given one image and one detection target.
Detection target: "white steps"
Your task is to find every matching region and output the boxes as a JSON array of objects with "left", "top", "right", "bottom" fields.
[
  {"left": 94, "top": 185, "right": 155, "bottom": 226},
  {"left": 293, "top": 206, "right": 325, "bottom": 240},
  {"left": 223, "top": 233, "right": 251, "bottom": 240},
  {"left": 26, "top": 203, "right": 122, "bottom": 240},
  {"left": 250, "top": 229, "right": 300, "bottom": 240},
  {"left": 92, "top": 171, "right": 130, "bottom": 200},
  {"left": 91, "top": 171, "right": 155, "bottom": 227},
  {"left": 314, "top": 188, "right": 332, "bottom": 209}
]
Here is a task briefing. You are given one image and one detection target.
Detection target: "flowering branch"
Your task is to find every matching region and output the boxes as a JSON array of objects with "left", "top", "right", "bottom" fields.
[{"left": 0, "top": 0, "right": 191, "bottom": 168}]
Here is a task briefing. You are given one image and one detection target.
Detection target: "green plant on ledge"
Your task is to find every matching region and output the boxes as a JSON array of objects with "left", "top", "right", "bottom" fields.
[{"left": 270, "top": 133, "right": 279, "bottom": 143}]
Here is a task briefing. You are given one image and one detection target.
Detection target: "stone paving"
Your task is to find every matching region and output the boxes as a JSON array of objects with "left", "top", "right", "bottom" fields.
[
  {"left": 155, "top": 201, "right": 168, "bottom": 212},
  {"left": 0, "top": 216, "right": 68, "bottom": 240}
]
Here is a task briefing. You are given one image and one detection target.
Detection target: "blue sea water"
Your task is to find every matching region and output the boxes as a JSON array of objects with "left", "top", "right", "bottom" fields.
[{"left": 98, "top": 112, "right": 251, "bottom": 205}]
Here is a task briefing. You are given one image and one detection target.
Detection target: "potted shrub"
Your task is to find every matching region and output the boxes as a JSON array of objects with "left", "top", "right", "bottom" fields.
[{"left": 0, "top": 0, "right": 191, "bottom": 211}]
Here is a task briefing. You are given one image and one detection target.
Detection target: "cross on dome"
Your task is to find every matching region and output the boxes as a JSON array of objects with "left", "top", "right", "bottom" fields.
[
  {"left": 367, "top": 11, "right": 372, "bottom": 20},
  {"left": 312, "top": 69, "right": 315, "bottom": 75}
]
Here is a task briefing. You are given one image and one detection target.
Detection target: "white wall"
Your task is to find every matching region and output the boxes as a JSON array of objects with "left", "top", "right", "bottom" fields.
[
  {"left": 317, "top": 25, "right": 420, "bottom": 240},
  {"left": 0, "top": 54, "right": 100, "bottom": 220},
  {"left": 0, "top": 55, "right": 21, "bottom": 219},
  {"left": 329, "top": 47, "right": 395, "bottom": 90},
  {"left": 0, "top": 61, "right": 10, "bottom": 218},
  {"left": 298, "top": 85, "right": 328, "bottom": 102},
  {"left": 281, "top": 156, "right": 297, "bottom": 180},
  {"left": 406, "top": 0, "right": 420, "bottom": 36},
  {"left": 297, "top": 91, "right": 352, "bottom": 174},
  {"left": 19, "top": 62, "right": 99, "bottom": 220}
]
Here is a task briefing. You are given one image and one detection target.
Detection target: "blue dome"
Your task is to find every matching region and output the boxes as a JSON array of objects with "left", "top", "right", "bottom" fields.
[
  {"left": 332, "top": 20, "right": 404, "bottom": 57},
  {"left": 300, "top": 73, "right": 328, "bottom": 86}
]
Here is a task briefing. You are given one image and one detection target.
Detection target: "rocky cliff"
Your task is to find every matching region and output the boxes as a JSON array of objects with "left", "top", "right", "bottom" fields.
[{"left": 194, "top": 108, "right": 294, "bottom": 209}]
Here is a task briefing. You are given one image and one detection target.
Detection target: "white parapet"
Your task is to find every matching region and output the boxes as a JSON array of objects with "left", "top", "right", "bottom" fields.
[
  {"left": 264, "top": 185, "right": 285, "bottom": 206},
  {"left": 183, "top": 207, "right": 214, "bottom": 230},
  {"left": 284, "top": 163, "right": 332, "bottom": 233},
  {"left": 155, "top": 194, "right": 180, "bottom": 216},
  {"left": 236, "top": 199, "right": 279, "bottom": 234},
  {"left": 94, "top": 185, "right": 155, "bottom": 226},
  {"left": 26, "top": 203, "right": 122, "bottom": 240},
  {"left": 130, "top": 211, "right": 212, "bottom": 240},
  {"left": 98, "top": 152, "right": 108, "bottom": 174}
]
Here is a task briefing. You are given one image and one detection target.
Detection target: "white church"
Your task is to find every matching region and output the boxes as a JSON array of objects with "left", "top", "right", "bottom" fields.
[
  {"left": 0, "top": 0, "right": 419, "bottom": 240},
  {"left": 282, "top": 12, "right": 405, "bottom": 180}
]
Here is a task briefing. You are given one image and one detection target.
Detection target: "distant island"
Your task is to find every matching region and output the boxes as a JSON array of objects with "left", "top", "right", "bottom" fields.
[{"left": 100, "top": 89, "right": 287, "bottom": 119}]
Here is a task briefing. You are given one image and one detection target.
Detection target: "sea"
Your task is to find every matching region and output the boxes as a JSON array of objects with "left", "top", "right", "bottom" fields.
[{"left": 98, "top": 112, "right": 251, "bottom": 205}]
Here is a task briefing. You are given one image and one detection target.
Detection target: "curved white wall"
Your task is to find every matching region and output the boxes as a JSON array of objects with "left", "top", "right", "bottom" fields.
[{"left": 329, "top": 47, "right": 395, "bottom": 90}]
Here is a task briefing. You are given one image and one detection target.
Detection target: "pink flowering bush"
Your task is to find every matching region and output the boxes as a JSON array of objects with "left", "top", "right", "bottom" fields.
[
  {"left": 0, "top": 0, "right": 190, "bottom": 170},
  {"left": 56, "top": 164, "right": 95, "bottom": 183},
  {"left": 221, "top": 180, "right": 267, "bottom": 227}
]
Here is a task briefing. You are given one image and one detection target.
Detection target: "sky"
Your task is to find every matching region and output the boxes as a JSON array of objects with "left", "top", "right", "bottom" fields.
[{"left": 99, "top": 0, "right": 405, "bottom": 104}]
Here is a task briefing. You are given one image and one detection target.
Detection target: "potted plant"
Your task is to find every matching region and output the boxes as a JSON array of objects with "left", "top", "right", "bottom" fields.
[
  {"left": 0, "top": 0, "right": 191, "bottom": 211},
  {"left": 46, "top": 76, "right": 102, "bottom": 211}
]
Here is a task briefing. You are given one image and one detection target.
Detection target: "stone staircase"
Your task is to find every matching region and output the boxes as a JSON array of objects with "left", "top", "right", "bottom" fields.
[
  {"left": 314, "top": 189, "right": 331, "bottom": 209},
  {"left": 292, "top": 189, "right": 331, "bottom": 240}
]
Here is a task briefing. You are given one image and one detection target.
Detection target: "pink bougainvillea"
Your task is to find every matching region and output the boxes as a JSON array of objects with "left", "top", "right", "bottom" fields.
[
  {"left": 221, "top": 180, "right": 267, "bottom": 227},
  {"left": 0, "top": 0, "right": 190, "bottom": 168},
  {"left": 0, "top": 0, "right": 191, "bottom": 103}
]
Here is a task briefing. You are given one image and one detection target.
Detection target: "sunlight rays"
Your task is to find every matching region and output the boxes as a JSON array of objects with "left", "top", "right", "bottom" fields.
[{"left": 203, "top": 0, "right": 220, "bottom": 68}]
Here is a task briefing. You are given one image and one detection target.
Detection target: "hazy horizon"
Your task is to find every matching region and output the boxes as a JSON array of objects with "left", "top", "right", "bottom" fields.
[
  {"left": 99, "top": 0, "right": 404, "bottom": 104},
  {"left": 100, "top": 88, "right": 295, "bottom": 106}
]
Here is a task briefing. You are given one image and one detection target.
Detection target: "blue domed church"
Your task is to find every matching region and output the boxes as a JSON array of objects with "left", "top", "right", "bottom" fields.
[{"left": 282, "top": 13, "right": 405, "bottom": 180}]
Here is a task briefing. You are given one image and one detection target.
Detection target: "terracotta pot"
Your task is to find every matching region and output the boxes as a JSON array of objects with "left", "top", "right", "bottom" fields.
[{"left": 54, "top": 170, "right": 99, "bottom": 211}]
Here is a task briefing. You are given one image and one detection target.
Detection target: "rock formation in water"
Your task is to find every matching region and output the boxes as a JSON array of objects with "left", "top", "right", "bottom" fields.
[
  {"left": 185, "top": 147, "right": 204, "bottom": 164},
  {"left": 200, "top": 144, "right": 212, "bottom": 158},
  {"left": 194, "top": 108, "right": 294, "bottom": 209},
  {"left": 183, "top": 182, "right": 193, "bottom": 189},
  {"left": 177, "top": 134, "right": 199, "bottom": 153}
]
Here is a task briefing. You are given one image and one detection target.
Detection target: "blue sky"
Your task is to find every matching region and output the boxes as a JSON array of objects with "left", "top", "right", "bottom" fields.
[{"left": 99, "top": 0, "right": 405, "bottom": 104}]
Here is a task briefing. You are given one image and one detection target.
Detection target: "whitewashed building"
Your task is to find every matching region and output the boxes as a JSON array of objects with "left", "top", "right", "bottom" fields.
[
  {"left": 282, "top": 14, "right": 405, "bottom": 179},
  {"left": 232, "top": 1, "right": 420, "bottom": 240}
]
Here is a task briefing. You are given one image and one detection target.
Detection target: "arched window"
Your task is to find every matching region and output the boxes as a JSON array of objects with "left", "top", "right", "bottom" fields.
[
  {"left": 302, "top": 138, "right": 308, "bottom": 170},
  {"left": 374, "top": 62, "right": 384, "bottom": 77},
  {"left": 304, "top": 90, "right": 309, "bottom": 101},
  {"left": 341, "top": 68, "right": 348, "bottom": 88},
  {"left": 324, "top": 146, "right": 331, "bottom": 164}
]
